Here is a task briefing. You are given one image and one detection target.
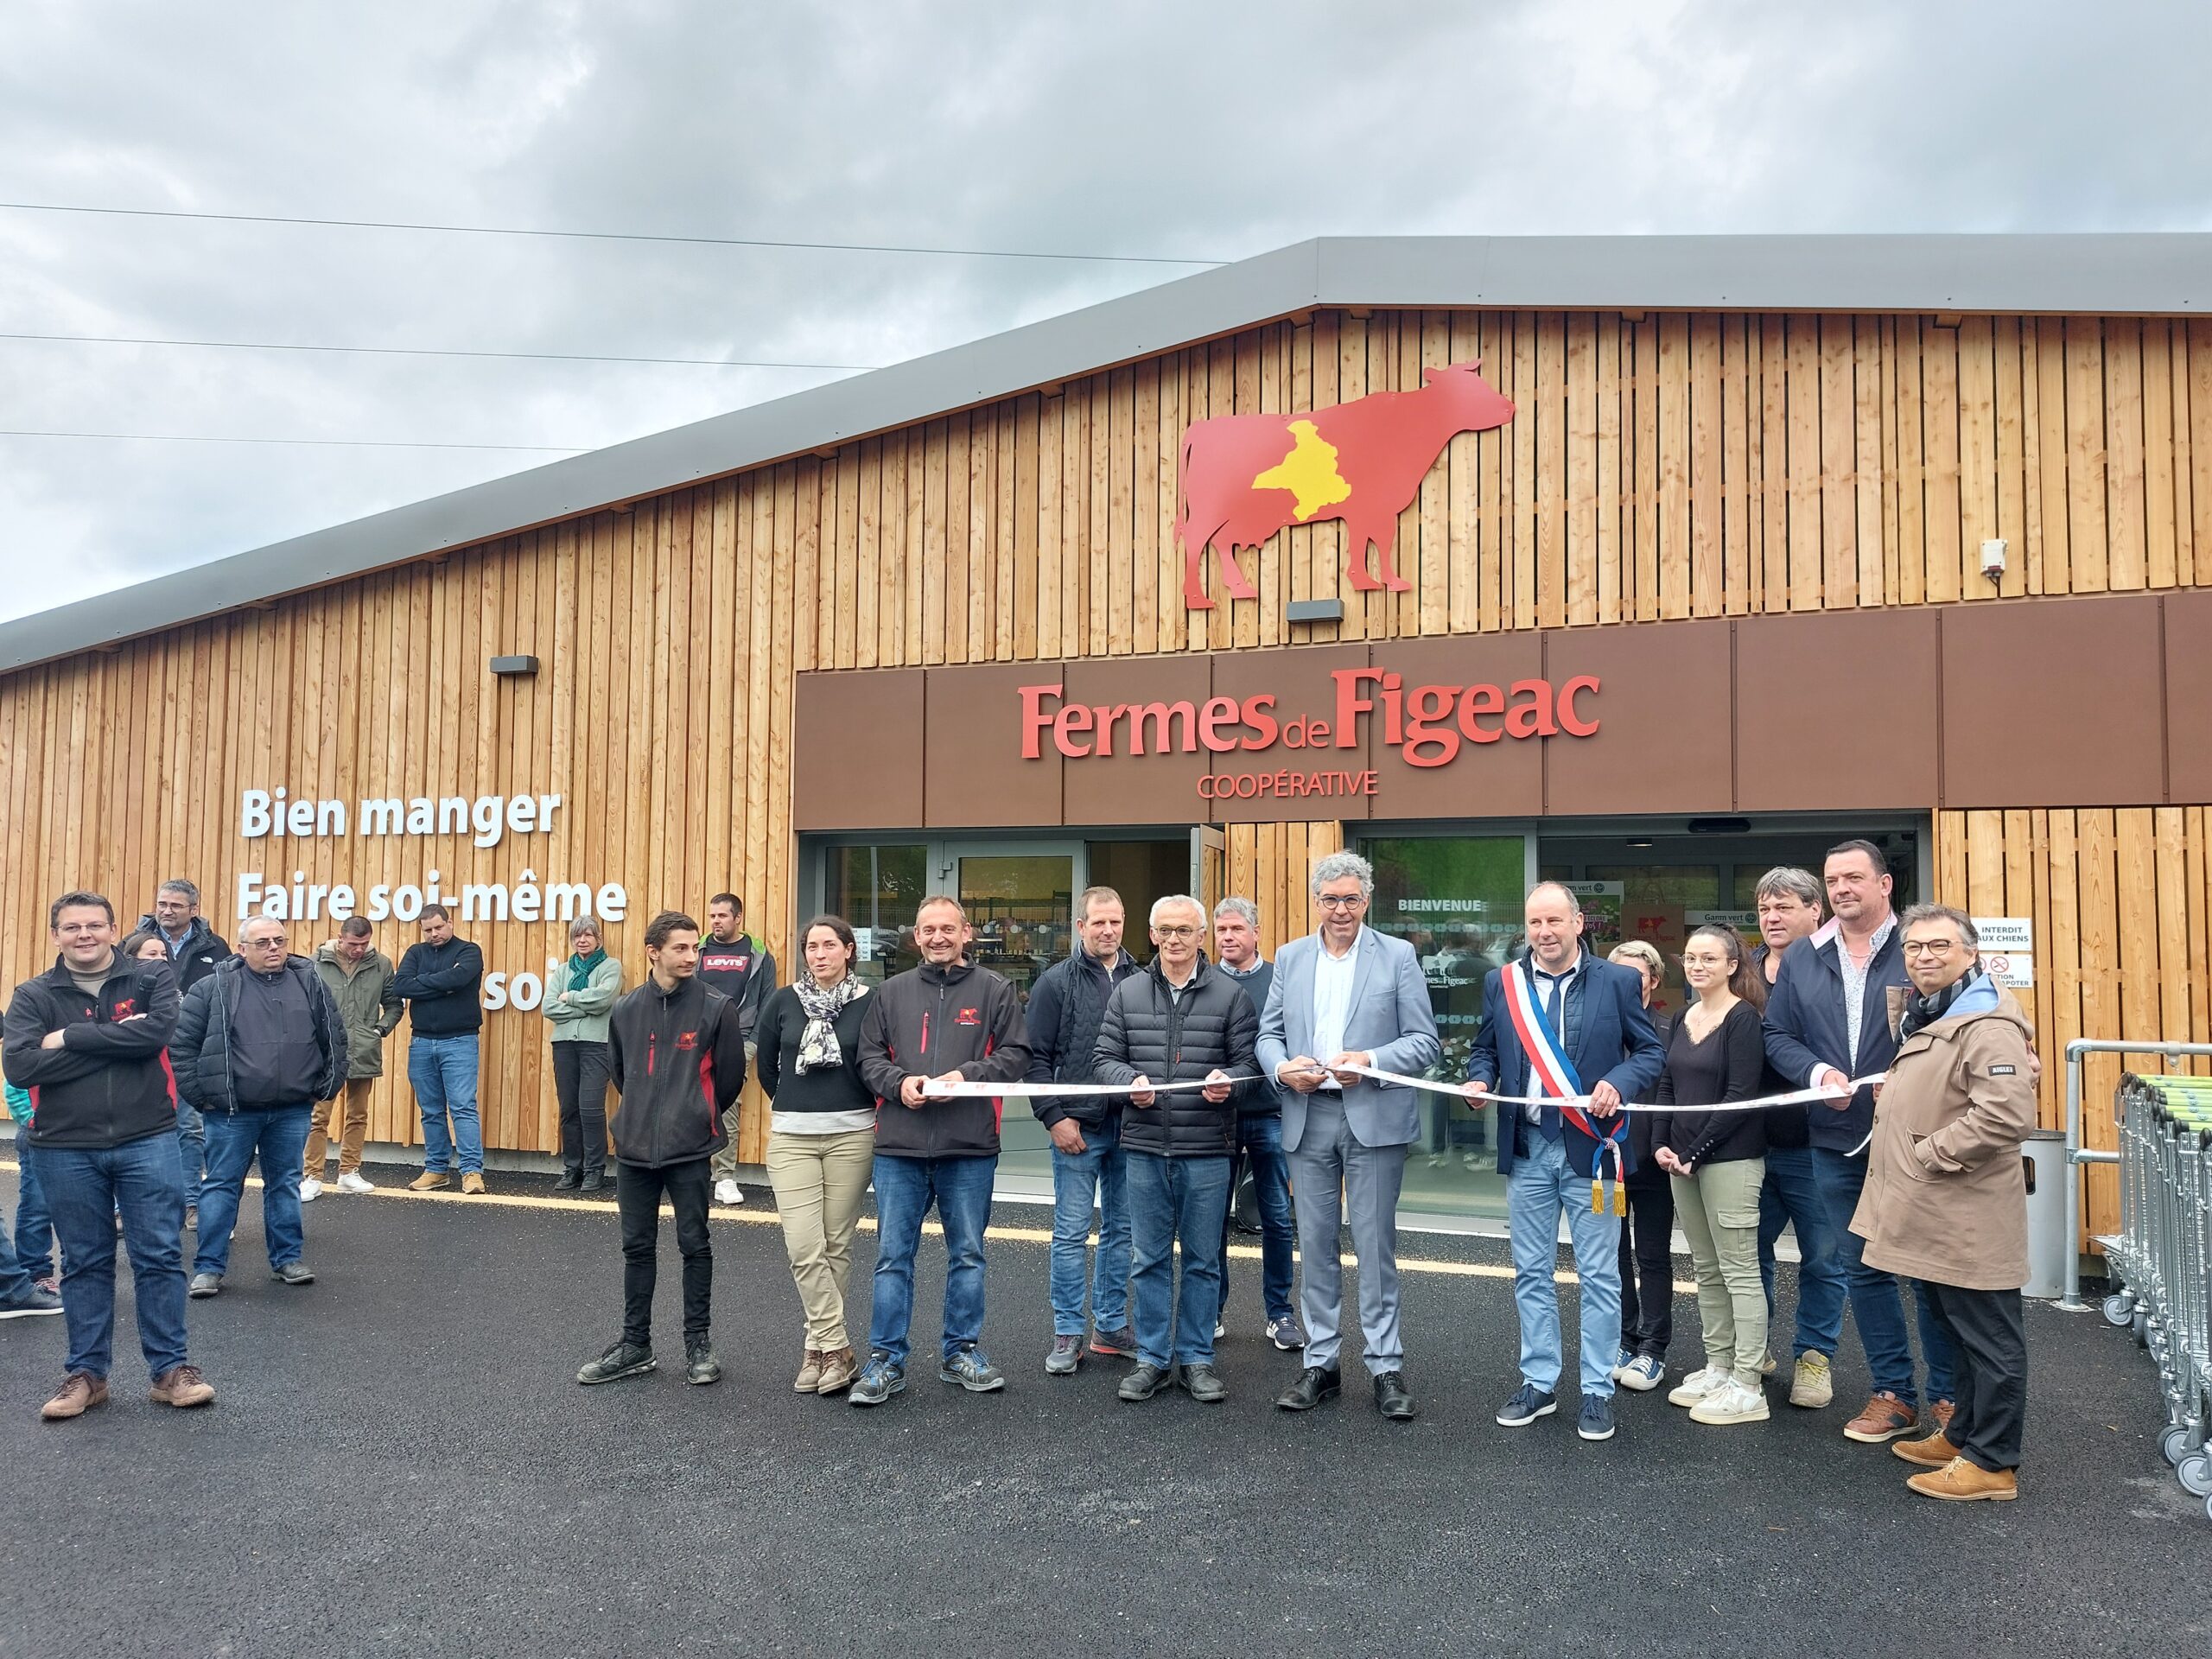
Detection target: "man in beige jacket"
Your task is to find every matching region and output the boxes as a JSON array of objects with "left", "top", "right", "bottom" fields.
[{"left": 1852, "top": 904, "right": 2037, "bottom": 1503}]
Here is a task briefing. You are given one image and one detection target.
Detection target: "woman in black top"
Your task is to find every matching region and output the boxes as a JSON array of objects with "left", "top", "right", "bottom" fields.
[
  {"left": 756, "top": 916, "right": 878, "bottom": 1398},
  {"left": 1652, "top": 924, "right": 1770, "bottom": 1426},
  {"left": 1607, "top": 942, "right": 1674, "bottom": 1392}
]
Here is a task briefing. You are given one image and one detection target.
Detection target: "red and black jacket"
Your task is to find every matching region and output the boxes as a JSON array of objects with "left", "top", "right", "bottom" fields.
[
  {"left": 606, "top": 974, "right": 748, "bottom": 1169},
  {"left": 857, "top": 959, "right": 1029, "bottom": 1160},
  {"left": 3, "top": 955, "right": 181, "bottom": 1149}
]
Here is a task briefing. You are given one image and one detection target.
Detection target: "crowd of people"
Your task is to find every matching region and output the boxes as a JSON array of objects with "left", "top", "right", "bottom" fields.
[{"left": 0, "top": 843, "right": 2040, "bottom": 1502}]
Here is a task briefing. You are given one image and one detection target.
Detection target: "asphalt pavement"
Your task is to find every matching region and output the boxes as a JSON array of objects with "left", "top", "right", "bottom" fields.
[{"left": 1, "top": 1164, "right": 2207, "bottom": 1658}]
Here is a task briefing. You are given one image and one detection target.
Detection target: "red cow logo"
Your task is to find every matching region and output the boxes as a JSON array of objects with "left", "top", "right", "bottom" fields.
[
  {"left": 1175, "top": 361, "right": 1516, "bottom": 609},
  {"left": 955, "top": 1007, "right": 982, "bottom": 1027},
  {"left": 676, "top": 1031, "right": 698, "bottom": 1051},
  {"left": 112, "top": 997, "right": 137, "bottom": 1019}
]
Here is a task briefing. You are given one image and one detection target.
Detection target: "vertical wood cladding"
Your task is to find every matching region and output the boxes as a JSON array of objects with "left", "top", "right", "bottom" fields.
[{"left": 4, "top": 308, "right": 2209, "bottom": 1219}]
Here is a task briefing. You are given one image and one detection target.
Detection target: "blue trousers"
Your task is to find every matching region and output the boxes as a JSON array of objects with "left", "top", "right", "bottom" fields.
[
  {"left": 867, "top": 1153, "right": 996, "bottom": 1369},
  {"left": 1125, "top": 1151, "right": 1230, "bottom": 1369},
  {"left": 1507, "top": 1133, "right": 1622, "bottom": 1401},
  {"left": 1219, "top": 1112, "right": 1297, "bottom": 1325},
  {"left": 31, "top": 1134, "right": 190, "bottom": 1381},
  {"left": 1758, "top": 1144, "right": 1848, "bottom": 1360},
  {"left": 1047, "top": 1114, "right": 1129, "bottom": 1336},
  {"left": 409, "top": 1034, "right": 483, "bottom": 1175},
  {"left": 194, "top": 1105, "right": 313, "bottom": 1276},
  {"left": 13, "top": 1118, "right": 55, "bottom": 1280},
  {"left": 1812, "top": 1147, "right": 1955, "bottom": 1406}
]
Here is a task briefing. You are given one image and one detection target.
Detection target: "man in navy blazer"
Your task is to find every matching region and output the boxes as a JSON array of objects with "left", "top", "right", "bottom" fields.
[
  {"left": 1256, "top": 851, "right": 1440, "bottom": 1421},
  {"left": 1465, "top": 881, "right": 1664, "bottom": 1444}
]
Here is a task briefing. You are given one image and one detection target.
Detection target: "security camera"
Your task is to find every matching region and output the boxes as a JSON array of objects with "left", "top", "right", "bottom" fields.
[{"left": 1980, "top": 539, "right": 2008, "bottom": 580}]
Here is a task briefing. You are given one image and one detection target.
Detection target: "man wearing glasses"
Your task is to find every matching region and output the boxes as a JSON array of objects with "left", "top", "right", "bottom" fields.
[
  {"left": 1764, "top": 839, "right": 1956, "bottom": 1447},
  {"left": 1256, "top": 851, "right": 1440, "bottom": 1421}
]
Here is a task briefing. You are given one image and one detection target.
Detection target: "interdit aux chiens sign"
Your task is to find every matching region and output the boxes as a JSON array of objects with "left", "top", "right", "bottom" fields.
[
  {"left": 1175, "top": 361, "right": 1514, "bottom": 610},
  {"left": 1019, "top": 669, "right": 1600, "bottom": 802}
]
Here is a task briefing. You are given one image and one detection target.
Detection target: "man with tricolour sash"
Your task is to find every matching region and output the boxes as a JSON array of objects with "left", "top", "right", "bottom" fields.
[{"left": 1464, "top": 881, "right": 1665, "bottom": 1445}]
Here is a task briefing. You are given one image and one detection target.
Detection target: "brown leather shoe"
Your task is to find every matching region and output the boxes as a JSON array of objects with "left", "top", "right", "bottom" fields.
[
  {"left": 816, "top": 1347, "right": 860, "bottom": 1395},
  {"left": 41, "top": 1371, "right": 109, "bottom": 1421},
  {"left": 1907, "top": 1456, "right": 2018, "bottom": 1501},
  {"left": 149, "top": 1364, "right": 216, "bottom": 1408},
  {"left": 1892, "top": 1431, "right": 1961, "bottom": 1468},
  {"left": 794, "top": 1350, "right": 824, "bottom": 1393},
  {"left": 1843, "top": 1391, "right": 1917, "bottom": 1443}
]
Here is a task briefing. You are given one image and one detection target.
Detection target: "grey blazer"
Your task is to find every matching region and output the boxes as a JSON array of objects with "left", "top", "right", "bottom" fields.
[{"left": 1256, "top": 927, "right": 1440, "bottom": 1151}]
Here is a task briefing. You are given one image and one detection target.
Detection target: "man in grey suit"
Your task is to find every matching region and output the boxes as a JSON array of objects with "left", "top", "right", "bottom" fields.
[{"left": 1256, "top": 851, "right": 1440, "bottom": 1420}]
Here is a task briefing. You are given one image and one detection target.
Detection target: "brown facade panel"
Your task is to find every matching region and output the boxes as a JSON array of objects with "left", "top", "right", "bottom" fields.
[
  {"left": 1058, "top": 656, "right": 1212, "bottom": 825},
  {"left": 1735, "top": 611, "right": 1942, "bottom": 811},
  {"left": 1542, "top": 619, "right": 1733, "bottom": 817},
  {"left": 1940, "top": 595, "right": 2164, "bottom": 807},
  {"left": 1366, "top": 634, "right": 1545, "bottom": 821},
  {"left": 924, "top": 661, "right": 1063, "bottom": 828},
  {"left": 791, "top": 669, "right": 925, "bottom": 830},
  {"left": 2164, "top": 591, "right": 2212, "bottom": 803},
  {"left": 1205, "top": 644, "right": 1375, "bottom": 826}
]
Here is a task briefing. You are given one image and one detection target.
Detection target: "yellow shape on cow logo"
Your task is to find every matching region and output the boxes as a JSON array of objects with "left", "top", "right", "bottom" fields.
[{"left": 1252, "top": 420, "right": 1352, "bottom": 522}]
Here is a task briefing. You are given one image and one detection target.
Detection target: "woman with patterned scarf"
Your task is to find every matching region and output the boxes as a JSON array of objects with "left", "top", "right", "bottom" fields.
[{"left": 755, "top": 915, "right": 877, "bottom": 1396}]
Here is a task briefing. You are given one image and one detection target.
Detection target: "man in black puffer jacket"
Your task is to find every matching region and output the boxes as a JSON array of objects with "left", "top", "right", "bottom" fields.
[
  {"left": 1091, "top": 894, "right": 1259, "bottom": 1406},
  {"left": 173, "top": 917, "right": 347, "bottom": 1298}
]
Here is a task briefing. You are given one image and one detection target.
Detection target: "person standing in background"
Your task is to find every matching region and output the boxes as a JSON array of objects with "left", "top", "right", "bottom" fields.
[
  {"left": 1605, "top": 939, "right": 1675, "bottom": 1394},
  {"left": 136, "top": 880, "right": 227, "bottom": 1214},
  {"left": 306, "top": 917, "right": 401, "bottom": 1198},
  {"left": 544, "top": 918, "right": 622, "bottom": 1192},
  {"left": 1211, "top": 896, "right": 1301, "bottom": 1353},
  {"left": 391, "top": 905, "right": 487, "bottom": 1195},
  {"left": 700, "top": 893, "right": 777, "bottom": 1207}
]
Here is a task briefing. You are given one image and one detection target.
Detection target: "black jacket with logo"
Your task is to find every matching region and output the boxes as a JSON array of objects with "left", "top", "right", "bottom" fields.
[
  {"left": 857, "top": 959, "right": 1029, "bottom": 1160},
  {"left": 3, "top": 955, "right": 181, "bottom": 1149},
  {"left": 173, "top": 955, "right": 348, "bottom": 1114},
  {"left": 1090, "top": 955, "right": 1260, "bottom": 1159},
  {"left": 607, "top": 974, "right": 748, "bottom": 1168},
  {"left": 133, "top": 914, "right": 232, "bottom": 994}
]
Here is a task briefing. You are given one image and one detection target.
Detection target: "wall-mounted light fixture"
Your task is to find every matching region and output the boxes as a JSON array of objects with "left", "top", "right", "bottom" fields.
[
  {"left": 1286, "top": 599, "right": 1345, "bottom": 625},
  {"left": 490, "top": 655, "right": 539, "bottom": 677}
]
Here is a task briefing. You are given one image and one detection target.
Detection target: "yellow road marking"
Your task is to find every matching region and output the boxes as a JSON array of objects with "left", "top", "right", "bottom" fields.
[{"left": 2, "top": 1160, "right": 1694, "bottom": 1290}]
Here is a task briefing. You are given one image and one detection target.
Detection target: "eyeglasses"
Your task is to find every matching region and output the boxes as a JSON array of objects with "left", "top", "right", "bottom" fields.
[
  {"left": 1154, "top": 925, "right": 1199, "bottom": 938},
  {"left": 1901, "top": 939, "right": 1961, "bottom": 958},
  {"left": 1315, "top": 893, "right": 1365, "bottom": 910}
]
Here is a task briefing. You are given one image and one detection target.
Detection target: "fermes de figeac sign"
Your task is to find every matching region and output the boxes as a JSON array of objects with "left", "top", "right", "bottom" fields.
[{"left": 1020, "top": 668, "right": 1599, "bottom": 800}]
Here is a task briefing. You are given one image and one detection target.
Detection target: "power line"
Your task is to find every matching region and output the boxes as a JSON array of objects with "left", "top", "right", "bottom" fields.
[
  {"left": 0, "top": 329, "right": 879, "bottom": 372},
  {"left": 0, "top": 429, "right": 588, "bottom": 454},
  {"left": 0, "top": 200, "right": 1227, "bottom": 267}
]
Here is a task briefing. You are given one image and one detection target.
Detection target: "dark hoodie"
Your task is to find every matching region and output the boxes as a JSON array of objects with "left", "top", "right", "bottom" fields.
[{"left": 857, "top": 958, "right": 1029, "bottom": 1160}]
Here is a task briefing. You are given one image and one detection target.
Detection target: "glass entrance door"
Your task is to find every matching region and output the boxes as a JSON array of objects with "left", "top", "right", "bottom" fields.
[{"left": 956, "top": 843, "right": 1079, "bottom": 1184}]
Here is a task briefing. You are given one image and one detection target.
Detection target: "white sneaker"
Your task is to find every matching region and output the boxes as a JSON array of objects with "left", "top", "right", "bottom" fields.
[
  {"left": 1214, "top": 1319, "right": 1226, "bottom": 1339},
  {"left": 1666, "top": 1367, "right": 1729, "bottom": 1408},
  {"left": 298, "top": 1178, "right": 322, "bottom": 1203},
  {"left": 336, "top": 1171, "right": 375, "bottom": 1194},
  {"left": 713, "top": 1178, "right": 744, "bottom": 1206},
  {"left": 1689, "top": 1380, "right": 1771, "bottom": 1425}
]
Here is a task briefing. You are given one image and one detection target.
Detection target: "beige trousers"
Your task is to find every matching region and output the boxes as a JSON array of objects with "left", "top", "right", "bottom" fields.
[
  {"left": 1670, "top": 1156, "right": 1769, "bottom": 1388},
  {"left": 305, "top": 1077, "right": 373, "bottom": 1175},
  {"left": 766, "top": 1127, "right": 875, "bottom": 1351}
]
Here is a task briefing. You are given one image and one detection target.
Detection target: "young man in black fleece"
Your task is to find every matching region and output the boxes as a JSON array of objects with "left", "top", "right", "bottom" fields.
[
  {"left": 578, "top": 910, "right": 748, "bottom": 1389},
  {"left": 849, "top": 895, "right": 1029, "bottom": 1407}
]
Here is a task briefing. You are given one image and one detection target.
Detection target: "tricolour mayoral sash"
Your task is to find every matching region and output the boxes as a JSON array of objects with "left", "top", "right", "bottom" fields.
[{"left": 1502, "top": 958, "right": 1630, "bottom": 1217}]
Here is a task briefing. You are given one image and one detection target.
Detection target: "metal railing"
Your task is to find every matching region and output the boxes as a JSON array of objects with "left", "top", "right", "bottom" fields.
[{"left": 2059, "top": 1039, "right": 2212, "bottom": 1312}]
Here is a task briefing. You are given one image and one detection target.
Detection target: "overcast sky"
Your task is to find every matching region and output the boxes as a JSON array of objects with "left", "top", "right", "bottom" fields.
[{"left": 3, "top": 0, "right": 2206, "bottom": 624}]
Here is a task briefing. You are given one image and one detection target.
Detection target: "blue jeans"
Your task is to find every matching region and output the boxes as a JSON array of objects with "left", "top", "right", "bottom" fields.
[
  {"left": 409, "top": 1034, "right": 483, "bottom": 1175},
  {"left": 1126, "top": 1151, "right": 1231, "bottom": 1369},
  {"left": 175, "top": 1100, "right": 207, "bottom": 1205},
  {"left": 1220, "top": 1113, "right": 1296, "bottom": 1324},
  {"left": 194, "top": 1105, "right": 313, "bottom": 1276},
  {"left": 14, "top": 1118, "right": 55, "bottom": 1280},
  {"left": 1507, "top": 1132, "right": 1622, "bottom": 1400},
  {"left": 1758, "top": 1145, "right": 1847, "bottom": 1360},
  {"left": 868, "top": 1153, "right": 995, "bottom": 1369},
  {"left": 1048, "top": 1114, "right": 1129, "bottom": 1336},
  {"left": 0, "top": 1188, "right": 29, "bottom": 1301},
  {"left": 30, "top": 1134, "right": 189, "bottom": 1381},
  {"left": 1811, "top": 1147, "right": 1955, "bottom": 1406}
]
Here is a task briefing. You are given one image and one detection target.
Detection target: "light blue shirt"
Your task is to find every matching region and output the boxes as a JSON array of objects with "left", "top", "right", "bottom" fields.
[{"left": 1309, "top": 927, "right": 1362, "bottom": 1091}]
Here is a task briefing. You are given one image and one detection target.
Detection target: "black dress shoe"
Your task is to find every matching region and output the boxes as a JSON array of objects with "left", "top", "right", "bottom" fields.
[
  {"left": 1275, "top": 1365, "right": 1342, "bottom": 1411},
  {"left": 579, "top": 1168, "right": 605, "bottom": 1192},
  {"left": 1372, "top": 1370, "right": 1416, "bottom": 1421},
  {"left": 554, "top": 1169, "right": 582, "bottom": 1192}
]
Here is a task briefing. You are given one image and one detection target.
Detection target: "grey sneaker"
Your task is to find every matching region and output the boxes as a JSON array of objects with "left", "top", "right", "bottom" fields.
[
  {"left": 684, "top": 1340, "right": 721, "bottom": 1386},
  {"left": 575, "top": 1340, "right": 657, "bottom": 1386},
  {"left": 269, "top": 1262, "right": 315, "bottom": 1287},
  {"left": 1183, "top": 1363, "right": 1227, "bottom": 1404},
  {"left": 1045, "top": 1334, "right": 1083, "bottom": 1376},
  {"left": 188, "top": 1272, "right": 222, "bottom": 1300},
  {"left": 849, "top": 1353, "right": 905, "bottom": 1407},
  {"left": 938, "top": 1345, "right": 1007, "bottom": 1392},
  {"left": 1089, "top": 1325, "right": 1137, "bottom": 1358}
]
